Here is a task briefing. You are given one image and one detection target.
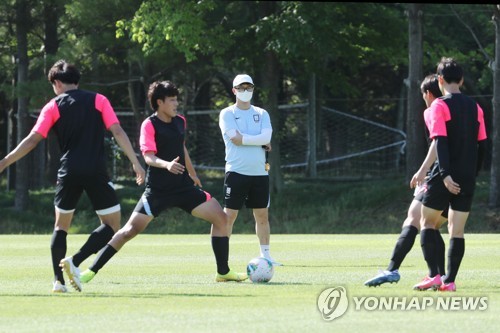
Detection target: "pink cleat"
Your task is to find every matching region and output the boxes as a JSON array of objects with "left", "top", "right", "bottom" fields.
[
  {"left": 438, "top": 282, "right": 456, "bottom": 292},
  {"left": 413, "top": 275, "right": 442, "bottom": 291}
]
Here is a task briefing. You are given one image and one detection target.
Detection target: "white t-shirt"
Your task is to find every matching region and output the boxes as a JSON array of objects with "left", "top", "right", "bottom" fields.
[{"left": 219, "top": 104, "right": 272, "bottom": 176}]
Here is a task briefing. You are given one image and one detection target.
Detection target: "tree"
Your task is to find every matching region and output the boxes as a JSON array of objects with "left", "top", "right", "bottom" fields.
[
  {"left": 490, "top": 5, "right": 500, "bottom": 207},
  {"left": 406, "top": 3, "right": 425, "bottom": 183},
  {"left": 14, "top": 0, "right": 30, "bottom": 210}
]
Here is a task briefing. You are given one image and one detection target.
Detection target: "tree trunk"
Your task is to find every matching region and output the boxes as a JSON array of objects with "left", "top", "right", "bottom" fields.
[
  {"left": 258, "top": 1, "right": 283, "bottom": 194},
  {"left": 44, "top": 0, "right": 61, "bottom": 186},
  {"left": 406, "top": 4, "right": 425, "bottom": 183},
  {"left": 14, "top": 0, "right": 30, "bottom": 211},
  {"left": 489, "top": 6, "right": 500, "bottom": 208}
]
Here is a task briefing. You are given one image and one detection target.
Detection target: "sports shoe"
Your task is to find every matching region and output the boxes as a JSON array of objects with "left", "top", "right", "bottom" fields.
[
  {"left": 264, "top": 256, "right": 283, "bottom": 266},
  {"left": 438, "top": 282, "right": 456, "bottom": 292},
  {"left": 60, "top": 257, "right": 82, "bottom": 292},
  {"left": 364, "top": 270, "right": 400, "bottom": 287},
  {"left": 215, "top": 270, "right": 248, "bottom": 282},
  {"left": 80, "top": 269, "right": 96, "bottom": 284},
  {"left": 52, "top": 280, "right": 68, "bottom": 293},
  {"left": 413, "top": 274, "right": 441, "bottom": 291}
]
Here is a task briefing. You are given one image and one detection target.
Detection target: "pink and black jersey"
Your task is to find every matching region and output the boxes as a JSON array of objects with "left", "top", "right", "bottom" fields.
[
  {"left": 140, "top": 114, "right": 193, "bottom": 192},
  {"left": 424, "top": 93, "right": 487, "bottom": 193},
  {"left": 32, "top": 89, "right": 119, "bottom": 178}
]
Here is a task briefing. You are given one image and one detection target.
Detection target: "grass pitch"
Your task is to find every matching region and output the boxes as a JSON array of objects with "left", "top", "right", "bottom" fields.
[{"left": 0, "top": 234, "right": 498, "bottom": 332}]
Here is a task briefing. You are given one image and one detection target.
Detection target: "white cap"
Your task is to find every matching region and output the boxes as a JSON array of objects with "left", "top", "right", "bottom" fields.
[{"left": 233, "top": 74, "right": 253, "bottom": 87}]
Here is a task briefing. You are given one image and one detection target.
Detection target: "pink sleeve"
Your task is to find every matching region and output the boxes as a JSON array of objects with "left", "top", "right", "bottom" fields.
[
  {"left": 424, "top": 99, "right": 450, "bottom": 139},
  {"left": 31, "top": 99, "right": 60, "bottom": 138},
  {"left": 95, "top": 94, "right": 119, "bottom": 129},
  {"left": 140, "top": 118, "right": 157, "bottom": 155},
  {"left": 177, "top": 114, "right": 187, "bottom": 129},
  {"left": 477, "top": 104, "right": 487, "bottom": 141}
]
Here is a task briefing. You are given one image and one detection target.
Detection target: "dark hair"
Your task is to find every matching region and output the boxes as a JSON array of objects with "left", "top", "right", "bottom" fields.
[
  {"left": 420, "top": 74, "right": 442, "bottom": 98},
  {"left": 47, "top": 60, "right": 80, "bottom": 84},
  {"left": 147, "top": 81, "right": 179, "bottom": 111},
  {"left": 436, "top": 57, "right": 463, "bottom": 84}
]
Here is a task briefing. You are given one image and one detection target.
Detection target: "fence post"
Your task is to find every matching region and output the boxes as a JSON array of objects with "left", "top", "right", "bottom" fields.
[{"left": 307, "top": 73, "right": 317, "bottom": 177}]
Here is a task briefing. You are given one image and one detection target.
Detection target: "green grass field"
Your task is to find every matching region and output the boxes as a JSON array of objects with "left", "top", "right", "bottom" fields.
[{"left": 0, "top": 234, "right": 498, "bottom": 332}]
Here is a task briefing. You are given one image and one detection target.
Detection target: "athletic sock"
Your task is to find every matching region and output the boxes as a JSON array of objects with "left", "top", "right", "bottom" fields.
[
  {"left": 387, "top": 225, "right": 418, "bottom": 271},
  {"left": 420, "top": 228, "right": 439, "bottom": 277},
  {"left": 88, "top": 244, "right": 118, "bottom": 274},
  {"left": 260, "top": 244, "right": 271, "bottom": 259},
  {"left": 51, "top": 229, "right": 67, "bottom": 284},
  {"left": 435, "top": 229, "right": 446, "bottom": 277},
  {"left": 72, "top": 224, "right": 115, "bottom": 267},
  {"left": 444, "top": 237, "right": 465, "bottom": 283},
  {"left": 211, "top": 236, "right": 230, "bottom": 275}
]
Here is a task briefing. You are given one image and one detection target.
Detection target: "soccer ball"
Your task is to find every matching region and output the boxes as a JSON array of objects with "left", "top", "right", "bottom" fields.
[{"left": 247, "top": 257, "right": 274, "bottom": 283}]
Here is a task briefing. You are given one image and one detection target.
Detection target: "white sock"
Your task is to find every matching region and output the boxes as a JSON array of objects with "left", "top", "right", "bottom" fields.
[{"left": 260, "top": 245, "right": 271, "bottom": 259}]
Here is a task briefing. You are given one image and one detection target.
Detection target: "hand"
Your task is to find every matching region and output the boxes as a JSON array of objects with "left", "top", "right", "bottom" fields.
[
  {"left": 133, "top": 163, "right": 145, "bottom": 185},
  {"left": 229, "top": 130, "right": 243, "bottom": 146},
  {"left": 443, "top": 175, "right": 460, "bottom": 195},
  {"left": 410, "top": 169, "right": 427, "bottom": 189},
  {"left": 262, "top": 143, "right": 272, "bottom": 152},
  {"left": 166, "top": 156, "right": 185, "bottom": 175},
  {"left": 190, "top": 174, "right": 202, "bottom": 187}
]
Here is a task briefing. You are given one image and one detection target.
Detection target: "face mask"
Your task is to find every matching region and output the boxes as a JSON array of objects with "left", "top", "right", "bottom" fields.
[{"left": 236, "top": 90, "right": 253, "bottom": 102}]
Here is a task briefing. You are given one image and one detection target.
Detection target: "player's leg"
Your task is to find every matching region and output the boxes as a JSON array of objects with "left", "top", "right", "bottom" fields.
[
  {"left": 364, "top": 199, "right": 421, "bottom": 287},
  {"left": 60, "top": 177, "right": 121, "bottom": 291},
  {"left": 222, "top": 172, "right": 246, "bottom": 237},
  {"left": 51, "top": 176, "right": 81, "bottom": 293},
  {"left": 80, "top": 211, "right": 153, "bottom": 284},
  {"left": 439, "top": 207, "right": 469, "bottom": 291},
  {"left": 189, "top": 190, "right": 246, "bottom": 282},
  {"left": 51, "top": 208, "right": 73, "bottom": 292},
  {"left": 414, "top": 205, "right": 444, "bottom": 290},
  {"left": 224, "top": 208, "right": 239, "bottom": 237}
]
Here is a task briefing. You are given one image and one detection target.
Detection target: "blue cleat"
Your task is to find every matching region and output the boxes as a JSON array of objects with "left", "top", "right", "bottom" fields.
[{"left": 364, "top": 270, "right": 400, "bottom": 287}]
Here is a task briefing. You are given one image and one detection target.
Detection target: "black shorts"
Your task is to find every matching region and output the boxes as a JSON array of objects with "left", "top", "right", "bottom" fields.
[
  {"left": 414, "top": 185, "right": 449, "bottom": 218},
  {"left": 416, "top": 176, "right": 474, "bottom": 213},
  {"left": 223, "top": 172, "right": 270, "bottom": 210},
  {"left": 134, "top": 187, "right": 211, "bottom": 217},
  {"left": 54, "top": 173, "right": 119, "bottom": 213}
]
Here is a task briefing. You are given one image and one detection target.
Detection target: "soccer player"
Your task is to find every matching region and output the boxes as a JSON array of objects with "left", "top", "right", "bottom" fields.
[
  {"left": 76, "top": 80, "right": 247, "bottom": 287},
  {"left": 413, "top": 57, "right": 487, "bottom": 292},
  {"left": 219, "top": 74, "right": 281, "bottom": 266},
  {"left": 0, "top": 60, "right": 145, "bottom": 293},
  {"left": 364, "top": 74, "right": 448, "bottom": 287}
]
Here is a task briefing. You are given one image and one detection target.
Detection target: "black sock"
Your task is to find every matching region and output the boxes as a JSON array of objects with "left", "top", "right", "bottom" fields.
[
  {"left": 444, "top": 237, "right": 465, "bottom": 283},
  {"left": 387, "top": 225, "right": 418, "bottom": 271},
  {"left": 420, "top": 228, "right": 439, "bottom": 277},
  {"left": 72, "top": 224, "right": 115, "bottom": 267},
  {"left": 51, "top": 230, "right": 67, "bottom": 284},
  {"left": 211, "top": 237, "right": 230, "bottom": 275},
  {"left": 435, "top": 229, "right": 446, "bottom": 277},
  {"left": 88, "top": 244, "right": 118, "bottom": 274}
]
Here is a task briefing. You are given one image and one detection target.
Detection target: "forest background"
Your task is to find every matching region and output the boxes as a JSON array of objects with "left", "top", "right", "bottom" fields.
[{"left": 1, "top": 2, "right": 499, "bottom": 233}]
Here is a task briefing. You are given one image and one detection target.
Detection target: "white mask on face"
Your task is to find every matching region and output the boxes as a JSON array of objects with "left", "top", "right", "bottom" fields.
[{"left": 236, "top": 90, "right": 253, "bottom": 102}]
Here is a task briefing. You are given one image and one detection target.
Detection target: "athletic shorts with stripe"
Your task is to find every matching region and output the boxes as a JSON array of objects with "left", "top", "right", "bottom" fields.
[
  {"left": 223, "top": 172, "right": 270, "bottom": 210},
  {"left": 54, "top": 173, "right": 119, "bottom": 213},
  {"left": 134, "top": 186, "right": 212, "bottom": 217}
]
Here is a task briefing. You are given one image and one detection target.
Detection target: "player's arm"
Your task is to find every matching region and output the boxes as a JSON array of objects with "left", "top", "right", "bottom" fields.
[
  {"left": 0, "top": 132, "right": 44, "bottom": 174},
  {"left": 109, "top": 123, "right": 145, "bottom": 185},
  {"left": 183, "top": 145, "right": 201, "bottom": 187},
  {"left": 476, "top": 139, "right": 487, "bottom": 176},
  {"left": 410, "top": 139, "right": 437, "bottom": 188},
  {"left": 436, "top": 135, "right": 460, "bottom": 194},
  {"left": 143, "top": 152, "right": 185, "bottom": 175}
]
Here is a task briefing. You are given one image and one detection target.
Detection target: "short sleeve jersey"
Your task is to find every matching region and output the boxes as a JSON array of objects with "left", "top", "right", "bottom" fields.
[
  {"left": 140, "top": 114, "right": 193, "bottom": 192},
  {"left": 32, "top": 89, "right": 119, "bottom": 177},
  {"left": 219, "top": 105, "right": 272, "bottom": 176},
  {"left": 423, "top": 93, "right": 487, "bottom": 191}
]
